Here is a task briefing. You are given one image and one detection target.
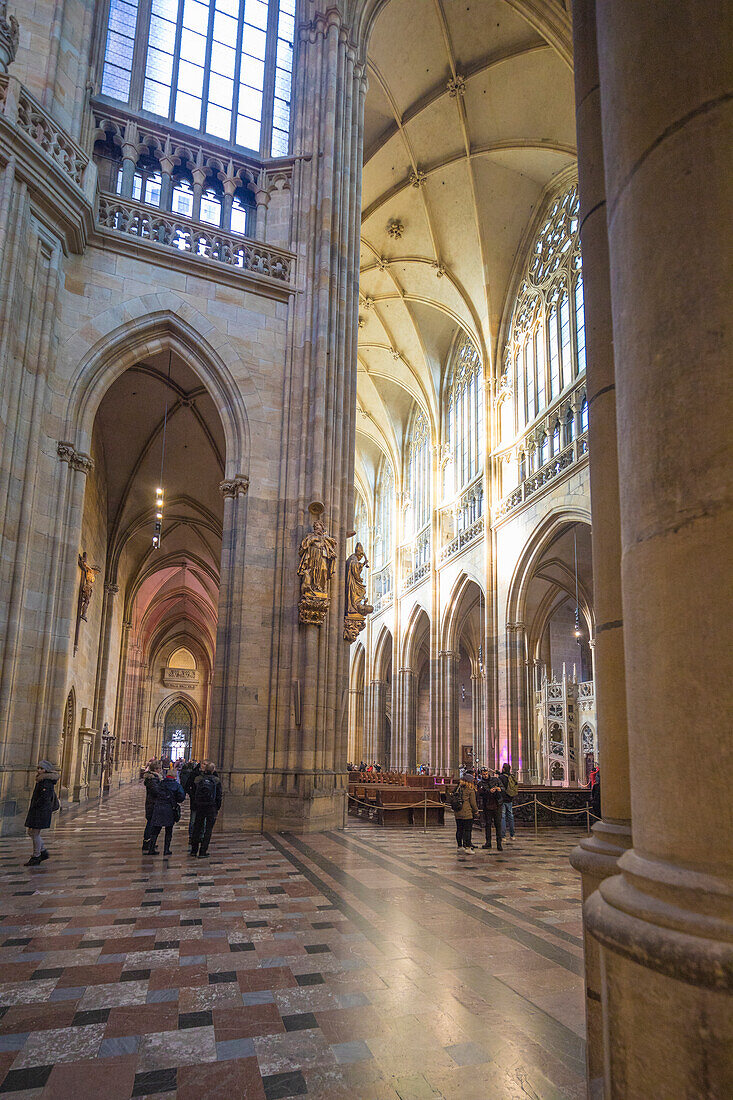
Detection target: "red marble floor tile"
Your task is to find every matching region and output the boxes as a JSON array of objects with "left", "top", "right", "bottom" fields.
[
  {"left": 177, "top": 1055, "right": 265, "bottom": 1100},
  {"left": 56, "top": 963, "right": 124, "bottom": 986},
  {"left": 106, "top": 1003, "right": 179, "bottom": 1037},
  {"left": 26, "top": 937, "right": 80, "bottom": 951},
  {"left": 0, "top": 962, "right": 37, "bottom": 982},
  {"left": 212, "top": 1004, "right": 286, "bottom": 1040},
  {"left": 237, "top": 967, "right": 297, "bottom": 992},
  {"left": 0, "top": 1004, "right": 77, "bottom": 1034},
  {"left": 101, "top": 937, "right": 156, "bottom": 954},
  {"left": 178, "top": 941, "right": 207, "bottom": 956},
  {"left": 41, "top": 1053, "right": 138, "bottom": 1099}
]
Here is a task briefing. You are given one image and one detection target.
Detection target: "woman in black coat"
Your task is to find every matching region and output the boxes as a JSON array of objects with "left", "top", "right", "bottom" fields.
[
  {"left": 141, "top": 765, "right": 161, "bottom": 851},
  {"left": 143, "top": 769, "right": 185, "bottom": 856},
  {"left": 25, "top": 761, "right": 59, "bottom": 866}
]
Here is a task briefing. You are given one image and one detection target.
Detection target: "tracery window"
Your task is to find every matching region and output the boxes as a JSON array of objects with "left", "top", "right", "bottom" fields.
[
  {"left": 100, "top": 0, "right": 295, "bottom": 157},
  {"left": 374, "top": 458, "right": 394, "bottom": 569},
  {"left": 506, "top": 183, "right": 586, "bottom": 429},
  {"left": 353, "top": 491, "right": 368, "bottom": 556},
  {"left": 446, "top": 335, "right": 484, "bottom": 495},
  {"left": 406, "top": 407, "right": 431, "bottom": 538}
]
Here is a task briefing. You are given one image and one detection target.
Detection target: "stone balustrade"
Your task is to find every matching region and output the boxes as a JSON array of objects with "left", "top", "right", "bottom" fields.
[
  {"left": 496, "top": 431, "right": 588, "bottom": 519},
  {"left": 97, "top": 192, "right": 294, "bottom": 284},
  {"left": 0, "top": 74, "right": 89, "bottom": 186}
]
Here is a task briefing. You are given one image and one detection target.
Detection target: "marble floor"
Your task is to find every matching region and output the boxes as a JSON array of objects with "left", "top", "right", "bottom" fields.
[{"left": 0, "top": 785, "right": 587, "bottom": 1099}]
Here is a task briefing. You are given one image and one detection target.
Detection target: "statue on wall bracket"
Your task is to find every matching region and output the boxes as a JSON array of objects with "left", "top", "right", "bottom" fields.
[
  {"left": 297, "top": 504, "right": 337, "bottom": 626},
  {"left": 74, "top": 551, "right": 101, "bottom": 652},
  {"left": 343, "top": 541, "right": 374, "bottom": 643}
]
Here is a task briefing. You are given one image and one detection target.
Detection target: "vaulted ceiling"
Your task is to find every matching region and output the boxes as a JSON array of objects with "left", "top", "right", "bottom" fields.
[{"left": 355, "top": 0, "right": 576, "bottom": 500}]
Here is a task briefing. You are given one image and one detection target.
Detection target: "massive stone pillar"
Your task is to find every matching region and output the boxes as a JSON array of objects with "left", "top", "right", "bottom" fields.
[
  {"left": 261, "top": 2, "right": 365, "bottom": 830},
  {"left": 567, "top": 2, "right": 633, "bottom": 1088},
  {"left": 585, "top": 4, "right": 733, "bottom": 1094},
  {"left": 505, "top": 621, "right": 527, "bottom": 773},
  {"left": 437, "top": 650, "right": 458, "bottom": 773}
]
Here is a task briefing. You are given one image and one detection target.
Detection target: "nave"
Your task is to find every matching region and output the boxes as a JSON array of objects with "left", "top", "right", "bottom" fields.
[{"left": 0, "top": 785, "right": 585, "bottom": 1098}]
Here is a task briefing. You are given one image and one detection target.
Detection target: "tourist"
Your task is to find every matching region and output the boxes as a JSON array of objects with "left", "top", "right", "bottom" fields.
[
  {"left": 143, "top": 767, "right": 185, "bottom": 856},
  {"left": 24, "top": 761, "right": 60, "bottom": 866},
  {"left": 358, "top": 760, "right": 366, "bottom": 772},
  {"left": 451, "top": 776, "right": 478, "bottom": 852},
  {"left": 189, "top": 763, "right": 223, "bottom": 859},
  {"left": 141, "top": 762, "right": 160, "bottom": 851},
  {"left": 499, "top": 762, "right": 518, "bottom": 840},
  {"left": 183, "top": 759, "right": 202, "bottom": 842},
  {"left": 591, "top": 771, "right": 601, "bottom": 819},
  {"left": 478, "top": 768, "right": 504, "bottom": 851}
]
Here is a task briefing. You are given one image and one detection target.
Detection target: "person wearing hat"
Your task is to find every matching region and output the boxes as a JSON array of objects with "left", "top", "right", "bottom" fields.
[
  {"left": 143, "top": 766, "right": 185, "bottom": 856},
  {"left": 25, "top": 761, "right": 60, "bottom": 866}
]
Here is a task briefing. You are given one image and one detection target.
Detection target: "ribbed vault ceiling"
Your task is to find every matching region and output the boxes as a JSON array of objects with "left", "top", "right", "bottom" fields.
[{"left": 356, "top": 0, "right": 576, "bottom": 497}]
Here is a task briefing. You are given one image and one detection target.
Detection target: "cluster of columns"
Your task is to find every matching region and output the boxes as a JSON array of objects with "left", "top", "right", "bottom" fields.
[
  {"left": 115, "top": 119, "right": 271, "bottom": 238},
  {"left": 570, "top": 2, "right": 732, "bottom": 1094}
]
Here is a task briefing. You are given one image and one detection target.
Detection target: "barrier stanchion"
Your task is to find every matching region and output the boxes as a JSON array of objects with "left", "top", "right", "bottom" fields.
[
  {"left": 534, "top": 794, "right": 538, "bottom": 837},
  {"left": 586, "top": 808, "right": 591, "bottom": 834},
  {"left": 423, "top": 793, "right": 427, "bottom": 834}
]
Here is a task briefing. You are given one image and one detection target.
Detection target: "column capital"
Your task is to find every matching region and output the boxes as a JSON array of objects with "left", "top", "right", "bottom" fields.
[
  {"left": 219, "top": 475, "right": 249, "bottom": 498},
  {"left": 57, "top": 441, "right": 94, "bottom": 475},
  {"left": 104, "top": 582, "right": 120, "bottom": 595}
]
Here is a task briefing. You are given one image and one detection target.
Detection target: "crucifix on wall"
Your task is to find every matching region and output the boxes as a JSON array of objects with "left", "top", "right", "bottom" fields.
[{"left": 74, "top": 551, "right": 100, "bottom": 652}]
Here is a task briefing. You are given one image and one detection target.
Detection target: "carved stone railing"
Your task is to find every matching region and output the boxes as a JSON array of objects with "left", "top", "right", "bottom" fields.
[
  {"left": 403, "top": 560, "right": 430, "bottom": 592},
  {"left": 496, "top": 432, "right": 588, "bottom": 519},
  {"left": 97, "top": 192, "right": 294, "bottom": 283},
  {"left": 0, "top": 74, "right": 89, "bottom": 186},
  {"left": 371, "top": 564, "right": 393, "bottom": 615},
  {"left": 441, "top": 516, "right": 484, "bottom": 562}
]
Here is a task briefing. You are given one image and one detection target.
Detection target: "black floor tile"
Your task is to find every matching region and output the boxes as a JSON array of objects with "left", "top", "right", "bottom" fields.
[
  {"left": 262, "top": 1069, "right": 308, "bottom": 1099},
  {"left": 178, "top": 1010, "right": 213, "bottom": 1028},
  {"left": 282, "top": 1012, "right": 318, "bottom": 1032},
  {"left": 132, "top": 1068, "right": 177, "bottom": 1096},
  {"left": 0, "top": 1065, "right": 54, "bottom": 1093},
  {"left": 295, "top": 973, "right": 323, "bottom": 986}
]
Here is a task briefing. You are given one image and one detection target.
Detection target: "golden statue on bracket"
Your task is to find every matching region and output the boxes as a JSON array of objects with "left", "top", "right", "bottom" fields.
[
  {"left": 343, "top": 541, "right": 374, "bottom": 642},
  {"left": 297, "top": 509, "right": 337, "bottom": 626}
]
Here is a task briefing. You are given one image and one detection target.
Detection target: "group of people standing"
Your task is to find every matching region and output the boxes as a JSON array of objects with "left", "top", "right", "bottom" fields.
[
  {"left": 142, "top": 758, "right": 222, "bottom": 858},
  {"left": 451, "top": 763, "right": 518, "bottom": 853}
]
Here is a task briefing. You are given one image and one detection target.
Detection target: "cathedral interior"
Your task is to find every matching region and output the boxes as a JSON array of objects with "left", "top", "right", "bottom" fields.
[{"left": 0, "top": 0, "right": 729, "bottom": 1097}]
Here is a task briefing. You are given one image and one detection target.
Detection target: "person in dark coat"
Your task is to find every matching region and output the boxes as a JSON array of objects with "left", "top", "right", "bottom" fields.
[
  {"left": 184, "top": 760, "right": 202, "bottom": 843},
  {"left": 141, "top": 764, "right": 161, "bottom": 851},
  {"left": 189, "top": 763, "right": 223, "bottom": 858},
  {"left": 478, "top": 769, "right": 504, "bottom": 851},
  {"left": 144, "top": 768, "right": 185, "bottom": 856},
  {"left": 25, "top": 761, "right": 60, "bottom": 866},
  {"left": 451, "top": 777, "right": 478, "bottom": 852}
]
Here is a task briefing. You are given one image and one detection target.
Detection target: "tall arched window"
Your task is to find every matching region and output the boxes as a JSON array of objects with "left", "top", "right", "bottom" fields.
[
  {"left": 374, "top": 458, "right": 394, "bottom": 569},
  {"left": 446, "top": 335, "right": 483, "bottom": 494},
  {"left": 506, "top": 183, "right": 586, "bottom": 429},
  {"left": 406, "top": 407, "right": 431, "bottom": 537},
  {"left": 100, "top": 0, "right": 295, "bottom": 157},
  {"left": 353, "top": 490, "right": 368, "bottom": 555}
]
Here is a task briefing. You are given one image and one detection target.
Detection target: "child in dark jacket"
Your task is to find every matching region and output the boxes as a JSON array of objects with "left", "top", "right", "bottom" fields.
[{"left": 25, "top": 761, "right": 60, "bottom": 866}]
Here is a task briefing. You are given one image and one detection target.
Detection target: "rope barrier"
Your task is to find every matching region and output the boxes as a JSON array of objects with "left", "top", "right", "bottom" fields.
[{"left": 348, "top": 792, "right": 593, "bottom": 816}]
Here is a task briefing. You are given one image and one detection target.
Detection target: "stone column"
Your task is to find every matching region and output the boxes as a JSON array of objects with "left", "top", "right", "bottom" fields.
[
  {"left": 157, "top": 156, "right": 176, "bottom": 213},
  {"left": 91, "top": 581, "right": 119, "bottom": 768},
  {"left": 583, "top": 3, "right": 733, "bottom": 1095},
  {"left": 437, "top": 650, "right": 458, "bottom": 773},
  {"left": 346, "top": 686, "right": 363, "bottom": 763},
  {"left": 396, "top": 667, "right": 416, "bottom": 773},
  {"left": 367, "top": 679, "right": 386, "bottom": 764},
  {"left": 505, "top": 622, "right": 527, "bottom": 772},
  {"left": 567, "top": 4, "right": 633, "bottom": 1086},
  {"left": 119, "top": 121, "right": 140, "bottom": 199},
  {"left": 254, "top": 187, "right": 270, "bottom": 241}
]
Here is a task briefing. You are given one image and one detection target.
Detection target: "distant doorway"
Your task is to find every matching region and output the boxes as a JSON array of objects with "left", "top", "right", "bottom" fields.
[{"left": 162, "top": 701, "right": 193, "bottom": 761}]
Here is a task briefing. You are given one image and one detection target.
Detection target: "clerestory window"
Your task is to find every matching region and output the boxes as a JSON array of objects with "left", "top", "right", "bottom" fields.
[
  {"left": 100, "top": 0, "right": 295, "bottom": 157},
  {"left": 506, "top": 183, "right": 586, "bottom": 430},
  {"left": 446, "top": 334, "right": 484, "bottom": 495}
]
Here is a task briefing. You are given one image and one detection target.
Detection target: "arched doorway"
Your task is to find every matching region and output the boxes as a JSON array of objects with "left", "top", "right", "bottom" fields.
[
  {"left": 162, "top": 701, "right": 193, "bottom": 762},
  {"left": 60, "top": 689, "right": 75, "bottom": 793}
]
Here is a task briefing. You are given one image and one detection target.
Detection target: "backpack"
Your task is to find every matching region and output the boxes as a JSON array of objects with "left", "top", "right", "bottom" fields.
[
  {"left": 195, "top": 775, "right": 218, "bottom": 807},
  {"left": 449, "top": 788, "right": 464, "bottom": 812},
  {"left": 505, "top": 774, "right": 518, "bottom": 798}
]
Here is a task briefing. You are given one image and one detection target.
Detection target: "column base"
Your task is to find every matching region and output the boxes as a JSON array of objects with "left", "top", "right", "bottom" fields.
[
  {"left": 219, "top": 770, "right": 348, "bottom": 833},
  {"left": 586, "top": 849, "right": 733, "bottom": 1098},
  {"left": 570, "top": 819, "right": 632, "bottom": 1094}
]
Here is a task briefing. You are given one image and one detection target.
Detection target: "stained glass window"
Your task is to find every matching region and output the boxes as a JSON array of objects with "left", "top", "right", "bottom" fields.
[
  {"left": 506, "top": 183, "right": 586, "bottom": 429},
  {"left": 446, "top": 335, "right": 483, "bottom": 494}
]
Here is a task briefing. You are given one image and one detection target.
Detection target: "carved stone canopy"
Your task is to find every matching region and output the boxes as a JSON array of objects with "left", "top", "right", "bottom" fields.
[
  {"left": 58, "top": 441, "right": 95, "bottom": 475},
  {"left": 219, "top": 475, "right": 249, "bottom": 498},
  {"left": 0, "top": 2, "right": 19, "bottom": 76}
]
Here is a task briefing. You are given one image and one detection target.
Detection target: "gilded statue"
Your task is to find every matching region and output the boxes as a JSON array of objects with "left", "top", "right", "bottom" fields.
[
  {"left": 343, "top": 542, "right": 374, "bottom": 642},
  {"left": 297, "top": 519, "right": 337, "bottom": 626},
  {"left": 77, "top": 551, "right": 101, "bottom": 622}
]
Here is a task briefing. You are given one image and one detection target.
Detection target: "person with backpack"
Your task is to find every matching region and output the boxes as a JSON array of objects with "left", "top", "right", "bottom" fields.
[
  {"left": 143, "top": 767, "right": 185, "bottom": 856},
  {"left": 450, "top": 777, "right": 478, "bottom": 853},
  {"left": 183, "top": 760, "right": 202, "bottom": 842},
  {"left": 189, "top": 762, "right": 223, "bottom": 858},
  {"left": 24, "top": 761, "right": 60, "bottom": 866},
  {"left": 499, "top": 762, "right": 518, "bottom": 840},
  {"left": 478, "top": 769, "right": 504, "bottom": 851}
]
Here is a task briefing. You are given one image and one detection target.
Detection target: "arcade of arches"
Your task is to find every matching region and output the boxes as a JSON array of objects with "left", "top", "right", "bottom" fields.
[{"left": 0, "top": 0, "right": 729, "bottom": 1096}]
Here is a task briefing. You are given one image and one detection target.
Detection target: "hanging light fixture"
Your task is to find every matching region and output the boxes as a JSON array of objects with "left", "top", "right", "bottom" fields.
[
  {"left": 573, "top": 527, "right": 581, "bottom": 640},
  {"left": 152, "top": 351, "right": 172, "bottom": 550}
]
